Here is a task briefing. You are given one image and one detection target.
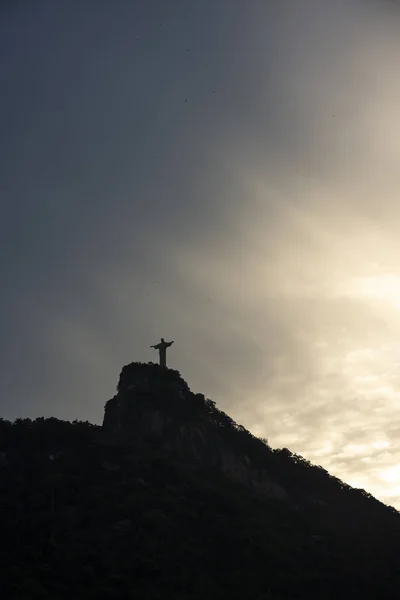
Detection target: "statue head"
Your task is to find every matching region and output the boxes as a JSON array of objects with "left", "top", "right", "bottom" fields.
[{"left": 161, "top": 337, "right": 165, "bottom": 342}]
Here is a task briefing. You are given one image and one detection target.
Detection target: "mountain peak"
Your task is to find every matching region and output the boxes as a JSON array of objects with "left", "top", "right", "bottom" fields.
[
  {"left": 103, "top": 361, "right": 288, "bottom": 500},
  {"left": 1, "top": 361, "right": 400, "bottom": 598}
]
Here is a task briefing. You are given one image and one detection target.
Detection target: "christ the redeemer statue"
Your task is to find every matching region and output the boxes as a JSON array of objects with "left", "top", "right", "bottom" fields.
[{"left": 150, "top": 338, "right": 174, "bottom": 368}]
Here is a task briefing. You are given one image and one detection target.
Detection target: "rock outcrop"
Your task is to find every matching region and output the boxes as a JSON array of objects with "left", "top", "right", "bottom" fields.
[{"left": 103, "top": 362, "right": 287, "bottom": 499}]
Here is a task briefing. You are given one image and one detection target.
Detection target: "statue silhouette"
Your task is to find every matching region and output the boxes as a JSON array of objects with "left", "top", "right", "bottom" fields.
[{"left": 150, "top": 337, "right": 174, "bottom": 368}]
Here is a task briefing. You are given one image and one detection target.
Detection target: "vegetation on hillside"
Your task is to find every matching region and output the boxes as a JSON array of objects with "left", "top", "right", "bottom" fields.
[{"left": 1, "top": 367, "right": 399, "bottom": 599}]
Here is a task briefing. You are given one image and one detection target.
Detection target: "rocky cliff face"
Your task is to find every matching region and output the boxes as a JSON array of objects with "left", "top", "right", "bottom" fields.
[{"left": 103, "top": 362, "right": 287, "bottom": 500}]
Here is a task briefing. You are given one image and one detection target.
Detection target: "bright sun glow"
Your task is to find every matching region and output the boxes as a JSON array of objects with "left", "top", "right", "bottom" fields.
[
  {"left": 346, "top": 274, "right": 400, "bottom": 310},
  {"left": 379, "top": 464, "right": 400, "bottom": 484}
]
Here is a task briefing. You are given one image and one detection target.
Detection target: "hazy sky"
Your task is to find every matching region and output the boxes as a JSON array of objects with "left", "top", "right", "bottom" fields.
[{"left": 2, "top": 0, "right": 400, "bottom": 508}]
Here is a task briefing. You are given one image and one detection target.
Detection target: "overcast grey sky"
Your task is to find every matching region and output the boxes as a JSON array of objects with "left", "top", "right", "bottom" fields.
[{"left": 2, "top": 0, "right": 400, "bottom": 507}]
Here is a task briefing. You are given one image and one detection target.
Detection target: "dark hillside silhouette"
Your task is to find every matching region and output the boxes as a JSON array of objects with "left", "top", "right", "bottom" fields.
[{"left": 0, "top": 362, "right": 399, "bottom": 599}]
